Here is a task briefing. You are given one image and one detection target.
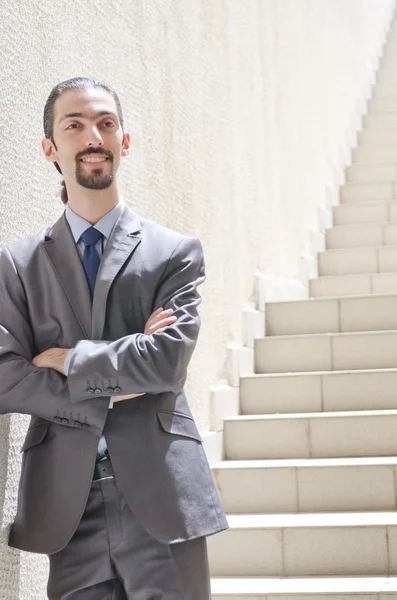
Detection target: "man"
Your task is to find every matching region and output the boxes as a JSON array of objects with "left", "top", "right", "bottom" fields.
[{"left": 0, "top": 77, "right": 228, "bottom": 599}]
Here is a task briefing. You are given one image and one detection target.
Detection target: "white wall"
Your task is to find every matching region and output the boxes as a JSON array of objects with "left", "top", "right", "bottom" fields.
[{"left": 0, "top": 1, "right": 395, "bottom": 597}]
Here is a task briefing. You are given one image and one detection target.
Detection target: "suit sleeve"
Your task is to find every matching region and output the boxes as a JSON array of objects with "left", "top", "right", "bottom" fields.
[
  {"left": 0, "top": 246, "right": 109, "bottom": 437},
  {"left": 64, "top": 350, "right": 114, "bottom": 409},
  {"left": 66, "top": 236, "right": 205, "bottom": 402}
]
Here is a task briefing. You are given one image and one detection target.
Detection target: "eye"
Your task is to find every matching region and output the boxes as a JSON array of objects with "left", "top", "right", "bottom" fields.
[
  {"left": 66, "top": 123, "right": 79, "bottom": 130},
  {"left": 103, "top": 121, "right": 115, "bottom": 127}
]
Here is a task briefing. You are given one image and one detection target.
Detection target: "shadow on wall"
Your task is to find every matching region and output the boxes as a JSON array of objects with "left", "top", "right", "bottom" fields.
[
  {"left": 0, "top": 416, "right": 10, "bottom": 524},
  {"left": 0, "top": 414, "right": 21, "bottom": 599}
]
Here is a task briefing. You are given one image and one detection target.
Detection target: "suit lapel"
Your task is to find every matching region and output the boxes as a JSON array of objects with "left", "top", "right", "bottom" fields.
[
  {"left": 40, "top": 204, "right": 142, "bottom": 342},
  {"left": 91, "top": 205, "right": 142, "bottom": 339},
  {"left": 41, "top": 213, "right": 92, "bottom": 338}
]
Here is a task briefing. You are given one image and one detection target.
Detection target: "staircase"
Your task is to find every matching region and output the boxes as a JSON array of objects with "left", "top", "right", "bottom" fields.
[{"left": 209, "top": 19, "right": 397, "bottom": 600}]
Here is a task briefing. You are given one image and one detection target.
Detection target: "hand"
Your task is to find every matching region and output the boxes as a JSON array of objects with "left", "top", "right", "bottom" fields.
[
  {"left": 144, "top": 306, "right": 177, "bottom": 335},
  {"left": 113, "top": 306, "right": 177, "bottom": 403},
  {"left": 32, "top": 348, "right": 70, "bottom": 375}
]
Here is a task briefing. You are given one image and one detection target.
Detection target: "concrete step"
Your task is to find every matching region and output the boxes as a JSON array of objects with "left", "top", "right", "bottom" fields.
[
  {"left": 310, "top": 273, "right": 397, "bottom": 297},
  {"left": 379, "top": 58, "right": 397, "bottom": 72},
  {"left": 333, "top": 201, "right": 397, "bottom": 226},
  {"left": 363, "top": 114, "right": 397, "bottom": 133},
  {"left": 376, "top": 67, "right": 397, "bottom": 85},
  {"left": 374, "top": 80, "right": 397, "bottom": 99},
  {"left": 223, "top": 409, "right": 397, "bottom": 460},
  {"left": 212, "top": 457, "right": 397, "bottom": 514},
  {"left": 346, "top": 163, "right": 397, "bottom": 184},
  {"left": 358, "top": 128, "right": 397, "bottom": 145},
  {"left": 381, "top": 42, "right": 397, "bottom": 61},
  {"left": 340, "top": 182, "right": 397, "bottom": 203},
  {"left": 207, "top": 512, "right": 397, "bottom": 576},
  {"left": 377, "top": 74, "right": 397, "bottom": 86},
  {"left": 326, "top": 223, "right": 397, "bottom": 249},
  {"left": 265, "top": 293, "right": 397, "bottom": 335},
  {"left": 368, "top": 99, "right": 397, "bottom": 114},
  {"left": 211, "top": 576, "right": 397, "bottom": 599},
  {"left": 318, "top": 245, "right": 397, "bottom": 276},
  {"left": 255, "top": 329, "right": 397, "bottom": 374},
  {"left": 240, "top": 368, "right": 397, "bottom": 415},
  {"left": 353, "top": 145, "right": 397, "bottom": 165}
]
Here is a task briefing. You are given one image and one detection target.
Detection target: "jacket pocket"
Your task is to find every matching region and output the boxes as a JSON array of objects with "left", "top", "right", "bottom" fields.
[
  {"left": 20, "top": 422, "right": 51, "bottom": 452},
  {"left": 156, "top": 410, "right": 203, "bottom": 443}
]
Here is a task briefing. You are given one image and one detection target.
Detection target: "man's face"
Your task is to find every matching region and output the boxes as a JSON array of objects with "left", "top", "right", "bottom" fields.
[{"left": 42, "top": 87, "right": 130, "bottom": 192}]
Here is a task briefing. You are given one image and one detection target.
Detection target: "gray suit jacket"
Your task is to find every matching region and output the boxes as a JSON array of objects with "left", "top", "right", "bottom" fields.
[{"left": 0, "top": 203, "right": 228, "bottom": 555}]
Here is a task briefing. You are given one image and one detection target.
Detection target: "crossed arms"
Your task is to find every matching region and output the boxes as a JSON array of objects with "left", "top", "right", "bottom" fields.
[
  {"left": 0, "top": 236, "right": 205, "bottom": 435},
  {"left": 31, "top": 306, "right": 178, "bottom": 402}
]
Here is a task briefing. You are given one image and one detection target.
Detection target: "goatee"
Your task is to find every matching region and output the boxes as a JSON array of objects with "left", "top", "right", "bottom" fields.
[{"left": 75, "top": 160, "right": 114, "bottom": 190}]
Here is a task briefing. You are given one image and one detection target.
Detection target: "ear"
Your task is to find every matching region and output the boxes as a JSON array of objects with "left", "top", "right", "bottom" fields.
[
  {"left": 41, "top": 137, "right": 59, "bottom": 163},
  {"left": 121, "top": 132, "right": 131, "bottom": 157}
]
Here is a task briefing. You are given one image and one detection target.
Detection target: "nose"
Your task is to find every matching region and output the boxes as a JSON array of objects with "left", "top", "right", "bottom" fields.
[{"left": 84, "top": 125, "right": 104, "bottom": 147}]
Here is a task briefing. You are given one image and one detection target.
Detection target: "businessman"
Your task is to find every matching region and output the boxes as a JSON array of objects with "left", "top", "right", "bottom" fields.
[{"left": 0, "top": 77, "right": 228, "bottom": 599}]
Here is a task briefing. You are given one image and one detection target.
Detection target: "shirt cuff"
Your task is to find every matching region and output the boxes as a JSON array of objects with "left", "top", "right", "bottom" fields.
[
  {"left": 109, "top": 397, "right": 114, "bottom": 409},
  {"left": 64, "top": 349, "right": 73, "bottom": 376}
]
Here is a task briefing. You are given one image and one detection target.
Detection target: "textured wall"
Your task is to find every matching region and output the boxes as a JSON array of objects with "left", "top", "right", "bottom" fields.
[{"left": 0, "top": 0, "right": 395, "bottom": 597}]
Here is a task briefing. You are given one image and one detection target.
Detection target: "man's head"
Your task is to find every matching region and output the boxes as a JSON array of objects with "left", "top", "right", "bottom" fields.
[{"left": 42, "top": 77, "right": 130, "bottom": 204}]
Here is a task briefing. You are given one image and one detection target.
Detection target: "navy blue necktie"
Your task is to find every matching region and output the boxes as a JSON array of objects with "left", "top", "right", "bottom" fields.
[
  {"left": 80, "top": 227, "right": 108, "bottom": 461},
  {"left": 80, "top": 227, "right": 104, "bottom": 297}
]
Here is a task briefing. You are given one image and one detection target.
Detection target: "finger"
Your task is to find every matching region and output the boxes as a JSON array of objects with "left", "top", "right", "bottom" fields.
[
  {"left": 146, "top": 308, "right": 174, "bottom": 330},
  {"left": 150, "top": 308, "right": 173, "bottom": 323},
  {"left": 148, "top": 315, "right": 177, "bottom": 331},
  {"left": 145, "top": 307, "right": 164, "bottom": 328},
  {"left": 146, "top": 318, "right": 176, "bottom": 335},
  {"left": 153, "top": 327, "right": 165, "bottom": 334},
  {"left": 113, "top": 393, "right": 145, "bottom": 402}
]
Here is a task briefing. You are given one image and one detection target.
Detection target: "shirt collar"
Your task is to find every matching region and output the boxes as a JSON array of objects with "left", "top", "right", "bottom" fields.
[{"left": 65, "top": 198, "right": 125, "bottom": 243}]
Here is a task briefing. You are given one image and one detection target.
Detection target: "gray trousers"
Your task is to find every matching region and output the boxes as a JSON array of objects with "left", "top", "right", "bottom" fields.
[{"left": 47, "top": 475, "right": 211, "bottom": 599}]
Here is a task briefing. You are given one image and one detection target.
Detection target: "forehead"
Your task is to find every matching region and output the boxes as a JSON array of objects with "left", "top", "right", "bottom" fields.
[{"left": 54, "top": 87, "right": 119, "bottom": 124}]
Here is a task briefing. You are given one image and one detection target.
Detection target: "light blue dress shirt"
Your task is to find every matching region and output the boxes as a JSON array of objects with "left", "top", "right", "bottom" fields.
[{"left": 63, "top": 199, "right": 125, "bottom": 458}]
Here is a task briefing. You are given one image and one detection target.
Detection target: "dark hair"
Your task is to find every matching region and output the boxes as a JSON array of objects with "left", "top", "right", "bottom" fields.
[{"left": 43, "top": 77, "right": 125, "bottom": 204}]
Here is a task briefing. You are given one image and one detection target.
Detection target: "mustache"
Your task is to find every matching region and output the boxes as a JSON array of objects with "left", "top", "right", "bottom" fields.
[{"left": 76, "top": 148, "right": 113, "bottom": 161}]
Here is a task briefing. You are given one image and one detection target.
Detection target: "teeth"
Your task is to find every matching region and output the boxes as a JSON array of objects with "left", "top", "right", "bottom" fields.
[{"left": 82, "top": 157, "right": 108, "bottom": 163}]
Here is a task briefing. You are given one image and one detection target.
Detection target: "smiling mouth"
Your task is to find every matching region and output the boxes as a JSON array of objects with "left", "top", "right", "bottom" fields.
[{"left": 80, "top": 156, "right": 110, "bottom": 164}]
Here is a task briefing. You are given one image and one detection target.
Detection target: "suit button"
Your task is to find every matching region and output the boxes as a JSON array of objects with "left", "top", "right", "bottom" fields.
[
  {"left": 114, "top": 387, "right": 122, "bottom": 393},
  {"left": 87, "top": 388, "right": 95, "bottom": 394},
  {"left": 73, "top": 420, "right": 82, "bottom": 427},
  {"left": 82, "top": 423, "right": 90, "bottom": 429},
  {"left": 61, "top": 417, "right": 69, "bottom": 424},
  {"left": 54, "top": 416, "right": 62, "bottom": 423},
  {"left": 95, "top": 388, "right": 102, "bottom": 395},
  {"left": 106, "top": 387, "right": 115, "bottom": 393}
]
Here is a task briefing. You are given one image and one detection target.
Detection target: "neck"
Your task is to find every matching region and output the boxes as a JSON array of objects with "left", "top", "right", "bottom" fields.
[{"left": 66, "top": 181, "right": 121, "bottom": 224}]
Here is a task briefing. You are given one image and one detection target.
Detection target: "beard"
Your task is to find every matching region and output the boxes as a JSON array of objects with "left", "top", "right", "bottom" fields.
[{"left": 75, "top": 158, "right": 115, "bottom": 190}]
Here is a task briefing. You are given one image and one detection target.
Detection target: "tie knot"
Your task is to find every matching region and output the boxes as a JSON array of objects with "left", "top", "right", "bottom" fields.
[{"left": 80, "top": 227, "right": 104, "bottom": 247}]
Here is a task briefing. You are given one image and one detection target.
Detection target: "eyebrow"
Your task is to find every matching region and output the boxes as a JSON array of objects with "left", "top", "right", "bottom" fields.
[{"left": 58, "top": 110, "right": 118, "bottom": 125}]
